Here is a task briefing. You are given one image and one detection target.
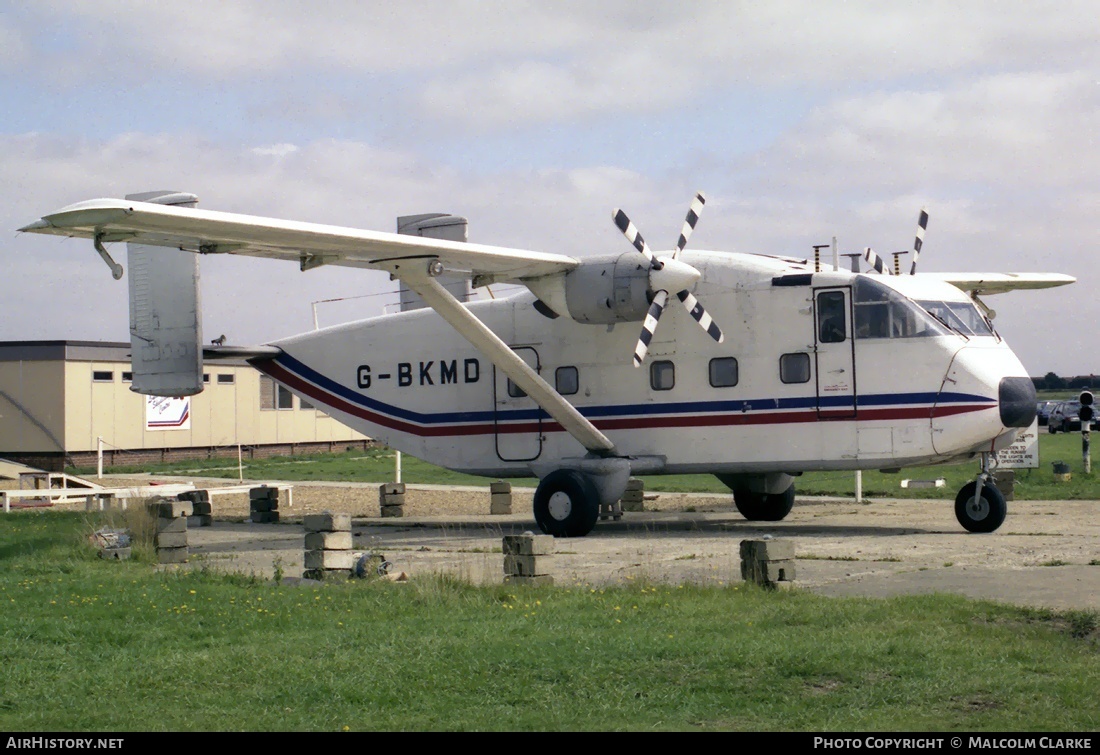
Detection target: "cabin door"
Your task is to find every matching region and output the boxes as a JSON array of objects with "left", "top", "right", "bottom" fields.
[
  {"left": 813, "top": 287, "right": 857, "bottom": 419},
  {"left": 493, "top": 346, "right": 543, "bottom": 462}
]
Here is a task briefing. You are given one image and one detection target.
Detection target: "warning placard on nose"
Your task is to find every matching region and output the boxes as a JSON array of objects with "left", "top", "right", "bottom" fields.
[{"left": 996, "top": 420, "right": 1039, "bottom": 469}]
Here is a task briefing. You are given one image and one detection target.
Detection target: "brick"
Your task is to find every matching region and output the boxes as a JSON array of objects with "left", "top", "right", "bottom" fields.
[
  {"left": 490, "top": 481, "right": 511, "bottom": 494},
  {"left": 303, "top": 513, "right": 351, "bottom": 532},
  {"left": 150, "top": 500, "right": 193, "bottom": 519},
  {"left": 490, "top": 500, "right": 512, "bottom": 515},
  {"left": 304, "top": 531, "right": 353, "bottom": 551},
  {"left": 380, "top": 505, "right": 404, "bottom": 518},
  {"left": 502, "top": 534, "right": 555, "bottom": 556},
  {"left": 249, "top": 486, "right": 279, "bottom": 500},
  {"left": 156, "top": 516, "right": 188, "bottom": 534},
  {"left": 191, "top": 501, "right": 213, "bottom": 515},
  {"left": 304, "top": 549, "right": 355, "bottom": 570},
  {"left": 157, "top": 546, "right": 189, "bottom": 564},
  {"left": 503, "top": 554, "right": 553, "bottom": 577},
  {"left": 250, "top": 498, "right": 278, "bottom": 513},
  {"left": 503, "top": 574, "right": 554, "bottom": 586},
  {"left": 99, "top": 547, "right": 131, "bottom": 560},
  {"left": 187, "top": 515, "right": 213, "bottom": 528},
  {"left": 380, "top": 482, "right": 405, "bottom": 497},
  {"left": 739, "top": 539, "right": 795, "bottom": 562},
  {"left": 155, "top": 532, "right": 188, "bottom": 548},
  {"left": 250, "top": 511, "right": 280, "bottom": 524}
]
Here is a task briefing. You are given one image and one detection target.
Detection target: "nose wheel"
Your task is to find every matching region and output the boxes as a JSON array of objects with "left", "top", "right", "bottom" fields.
[{"left": 954, "top": 454, "right": 1007, "bottom": 533}]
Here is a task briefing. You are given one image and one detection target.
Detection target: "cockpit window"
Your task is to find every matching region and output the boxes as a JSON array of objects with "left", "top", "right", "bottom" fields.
[
  {"left": 853, "top": 277, "right": 950, "bottom": 340},
  {"left": 916, "top": 300, "right": 996, "bottom": 337}
]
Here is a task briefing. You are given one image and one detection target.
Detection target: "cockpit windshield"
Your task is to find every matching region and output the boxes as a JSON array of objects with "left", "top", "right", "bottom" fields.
[
  {"left": 916, "top": 300, "right": 996, "bottom": 337},
  {"left": 853, "top": 277, "right": 950, "bottom": 340}
]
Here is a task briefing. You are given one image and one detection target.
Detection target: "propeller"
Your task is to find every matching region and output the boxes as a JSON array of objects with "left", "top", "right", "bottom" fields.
[
  {"left": 613, "top": 191, "right": 724, "bottom": 367},
  {"left": 862, "top": 247, "right": 892, "bottom": 275},
  {"left": 909, "top": 208, "right": 928, "bottom": 275}
]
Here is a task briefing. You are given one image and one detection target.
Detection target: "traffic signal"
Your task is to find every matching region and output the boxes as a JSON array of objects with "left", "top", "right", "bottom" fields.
[{"left": 1079, "top": 391, "right": 1094, "bottom": 424}]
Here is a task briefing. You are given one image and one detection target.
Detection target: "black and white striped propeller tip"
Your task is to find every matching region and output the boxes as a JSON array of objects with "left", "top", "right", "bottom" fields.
[{"left": 675, "top": 191, "right": 707, "bottom": 256}]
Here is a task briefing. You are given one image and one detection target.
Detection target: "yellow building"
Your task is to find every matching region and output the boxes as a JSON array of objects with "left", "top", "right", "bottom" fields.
[{"left": 0, "top": 341, "right": 369, "bottom": 471}]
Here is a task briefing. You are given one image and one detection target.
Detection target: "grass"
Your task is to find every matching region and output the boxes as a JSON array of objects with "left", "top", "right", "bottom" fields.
[
  {"left": 71, "top": 431, "right": 1100, "bottom": 500},
  {"left": 0, "top": 511, "right": 1098, "bottom": 731}
]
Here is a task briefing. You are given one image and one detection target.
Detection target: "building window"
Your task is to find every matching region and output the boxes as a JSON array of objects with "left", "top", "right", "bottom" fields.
[
  {"left": 556, "top": 366, "right": 579, "bottom": 396},
  {"left": 299, "top": 397, "right": 315, "bottom": 410},
  {"left": 92, "top": 371, "right": 113, "bottom": 382},
  {"left": 709, "top": 357, "right": 739, "bottom": 388},
  {"left": 780, "top": 353, "right": 811, "bottom": 384},
  {"left": 506, "top": 378, "right": 527, "bottom": 399},
  {"left": 217, "top": 374, "right": 235, "bottom": 385},
  {"left": 202, "top": 373, "right": 210, "bottom": 384},
  {"left": 650, "top": 360, "right": 675, "bottom": 391},
  {"left": 277, "top": 385, "right": 294, "bottom": 410},
  {"left": 121, "top": 371, "right": 133, "bottom": 383}
]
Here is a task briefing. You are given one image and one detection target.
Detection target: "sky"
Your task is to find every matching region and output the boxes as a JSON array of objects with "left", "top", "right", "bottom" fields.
[{"left": 2, "top": 1, "right": 1097, "bottom": 376}]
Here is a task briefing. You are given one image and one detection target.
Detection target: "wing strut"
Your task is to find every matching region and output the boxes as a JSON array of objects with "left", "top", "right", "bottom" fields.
[{"left": 390, "top": 259, "right": 618, "bottom": 458}]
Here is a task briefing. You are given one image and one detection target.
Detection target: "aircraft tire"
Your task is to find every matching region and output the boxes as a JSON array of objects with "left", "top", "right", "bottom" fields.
[
  {"left": 533, "top": 469, "right": 600, "bottom": 538},
  {"left": 733, "top": 485, "right": 795, "bottom": 521},
  {"left": 954, "top": 481, "right": 1007, "bottom": 533}
]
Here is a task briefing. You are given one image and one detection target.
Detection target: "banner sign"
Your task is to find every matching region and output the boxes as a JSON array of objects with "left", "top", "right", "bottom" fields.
[{"left": 145, "top": 395, "right": 191, "bottom": 431}]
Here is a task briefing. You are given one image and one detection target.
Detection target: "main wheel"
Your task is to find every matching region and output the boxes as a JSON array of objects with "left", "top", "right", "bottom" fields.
[
  {"left": 954, "top": 481, "right": 1007, "bottom": 533},
  {"left": 533, "top": 469, "right": 600, "bottom": 538},
  {"left": 733, "top": 485, "right": 795, "bottom": 521}
]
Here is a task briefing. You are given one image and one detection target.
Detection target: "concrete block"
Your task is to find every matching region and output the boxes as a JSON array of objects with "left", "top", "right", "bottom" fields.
[
  {"left": 490, "top": 481, "right": 511, "bottom": 494},
  {"left": 150, "top": 500, "right": 193, "bottom": 519},
  {"left": 490, "top": 499, "right": 513, "bottom": 515},
  {"left": 157, "top": 546, "right": 189, "bottom": 564},
  {"left": 303, "top": 512, "right": 351, "bottom": 532},
  {"left": 761, "top": 559, "right": 797, "bottom": 583},
  {"left": 620, "top": 489, "right": 644, "bottom": 503},
  {"left": 156, "top": 516, "right": 188, "bottom": 534},
  {"left": 99, "top": 547, "right": 131, "bottom": 560},
  {"left": 625, "top": 477, "right": 644, "bottom": 491},
  {"left": 250, "top": 511, "right": 280, "bottom": 524},
  {"left": 187, "top": 515, "right": 213, "bottom": 528},
  {"left": 739, "top": 539, "right": 795, "bottom": 563},
  {"left": 249, "top": 486, "right": 279, "bottom": 500},
  {"left": 191, "top": 501, "right": 213, "bottom": 515},
  {"left": 503, "top": 574, "right": 554, "bottom": 586},
  {"left": 380, "top": 504, "right": 404, "bottom": 518},
  {"left": 502, "top": 534, "right": 555, "bottom": 556},
  {"left": 178, "top": 490, "right": 211, "bottom": 504},
  {"left": 302, "top": 569, "right": 350, "bottom": 582},
  {"left": 379, "top": 494, "right": 405, "bottom": 507},
  {"left": 304, "top": 549, "right": 355, "bottom": 570},
  {"left": 503, "top": 554, "right": 553, "bottom": 577},
  {"left": 155, "top": 532, "right": 189, "bottom": 549},
  {"left": 250, "top": 498, "right": 278, "bottom": 513},
  {"left": 380, "top": 482, "right": 405, "bottom": 497},
  {"left": 621, "top": 499, "right": 644, "bottom": 512},
  {"left": 304, "top": 531, "right": 353, "bottom": 551}
]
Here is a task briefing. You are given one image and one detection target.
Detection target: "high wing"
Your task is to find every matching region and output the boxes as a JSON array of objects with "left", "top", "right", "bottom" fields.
[
  {"left": 928, "top": 272, "right": 1076, "bottom": 295},
  {"left": 19, "top": 197, "right": 578, "bottom": 282}
]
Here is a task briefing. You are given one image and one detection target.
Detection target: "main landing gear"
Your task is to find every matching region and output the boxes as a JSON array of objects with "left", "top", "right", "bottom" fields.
[
  {"left": 733, "top": 486, "right": 796, "bottom": 521},
  {"left": 954, "top": 453, "right": 1007, "bottom": 533},
  {"left": 533, "top": 469, "right": 601, "bottom": 538}
]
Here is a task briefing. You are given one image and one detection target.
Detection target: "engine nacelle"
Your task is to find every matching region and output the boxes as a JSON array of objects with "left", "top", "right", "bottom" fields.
[{"left": 559, "top": 252, "right": 651, "bottom": 324}]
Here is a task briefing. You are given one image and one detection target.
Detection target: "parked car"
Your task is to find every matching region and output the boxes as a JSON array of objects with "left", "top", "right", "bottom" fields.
[
  {"left": 1048, "top": 400, "right": 1100, "bottom": 433},
  {"left": 1036, "top": 401, "right": 1057, "bottom": 426}
]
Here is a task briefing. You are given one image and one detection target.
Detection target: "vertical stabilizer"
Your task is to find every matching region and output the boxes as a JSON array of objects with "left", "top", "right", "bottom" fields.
[{"left": 125, "top": 191, "right": 203, "bottom": 397}]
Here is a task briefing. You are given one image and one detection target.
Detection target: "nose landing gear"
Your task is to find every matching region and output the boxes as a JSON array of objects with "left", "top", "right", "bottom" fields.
[{"left": 954, "top": 452, "right": 1007, "bottom": 533}]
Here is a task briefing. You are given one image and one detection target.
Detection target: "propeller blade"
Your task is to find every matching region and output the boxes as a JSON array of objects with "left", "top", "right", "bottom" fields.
[
  {"left": 863, "top": 247, "right": 891, "bottom": 275},
  {"left": 674, "top": 191, "right": 706, "bottom": 259},
  {"left": 633, "top": 290, "right": 668, "bottom": 367},
  {"left": 613, "top": 209, "right": 661, "bottom": 269},
  {"left": 910, "top": 208, "right": 928, "bottom": 274},
  {"left": 676, "top": 290, "right": 724, "bottom": 343}
]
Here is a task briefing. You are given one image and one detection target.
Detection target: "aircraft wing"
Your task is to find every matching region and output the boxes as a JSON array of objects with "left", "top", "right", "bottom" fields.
[
  {"left": 19, "top": 198, "right": 579, "bottom": 281},
  {"left": 927, "top": 272, "right": 1076, "bottom": 296}
]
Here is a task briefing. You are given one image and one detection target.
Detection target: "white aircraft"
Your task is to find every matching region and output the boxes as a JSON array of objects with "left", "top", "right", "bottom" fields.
[{"left": 20, "top": 191, "right": 1074, "bottom": 537}]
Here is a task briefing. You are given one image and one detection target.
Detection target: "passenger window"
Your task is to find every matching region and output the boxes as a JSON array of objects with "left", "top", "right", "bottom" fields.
[
  {"left": 780, "top": 353, "right": 810, "bottom": 384},
  {"left": 507, "top": 379, "right": 527, "bottom": 398},
  {"left": 817, "top": 291, "right": 847, "bottom": 343},
  {"left": 650, "top": 360, "right": 675, "bottom": 391},
  {"left": 556, "top": 366, "right": 579, "bottom": 396},
  {"left": 709, "top": 357, "right": 738, "bottom": 388}
]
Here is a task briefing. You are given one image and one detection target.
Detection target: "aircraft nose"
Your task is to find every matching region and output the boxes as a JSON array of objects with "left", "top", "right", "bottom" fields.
[{"left": 999, "top": 376, "right": 1037, "bottom": 428}]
